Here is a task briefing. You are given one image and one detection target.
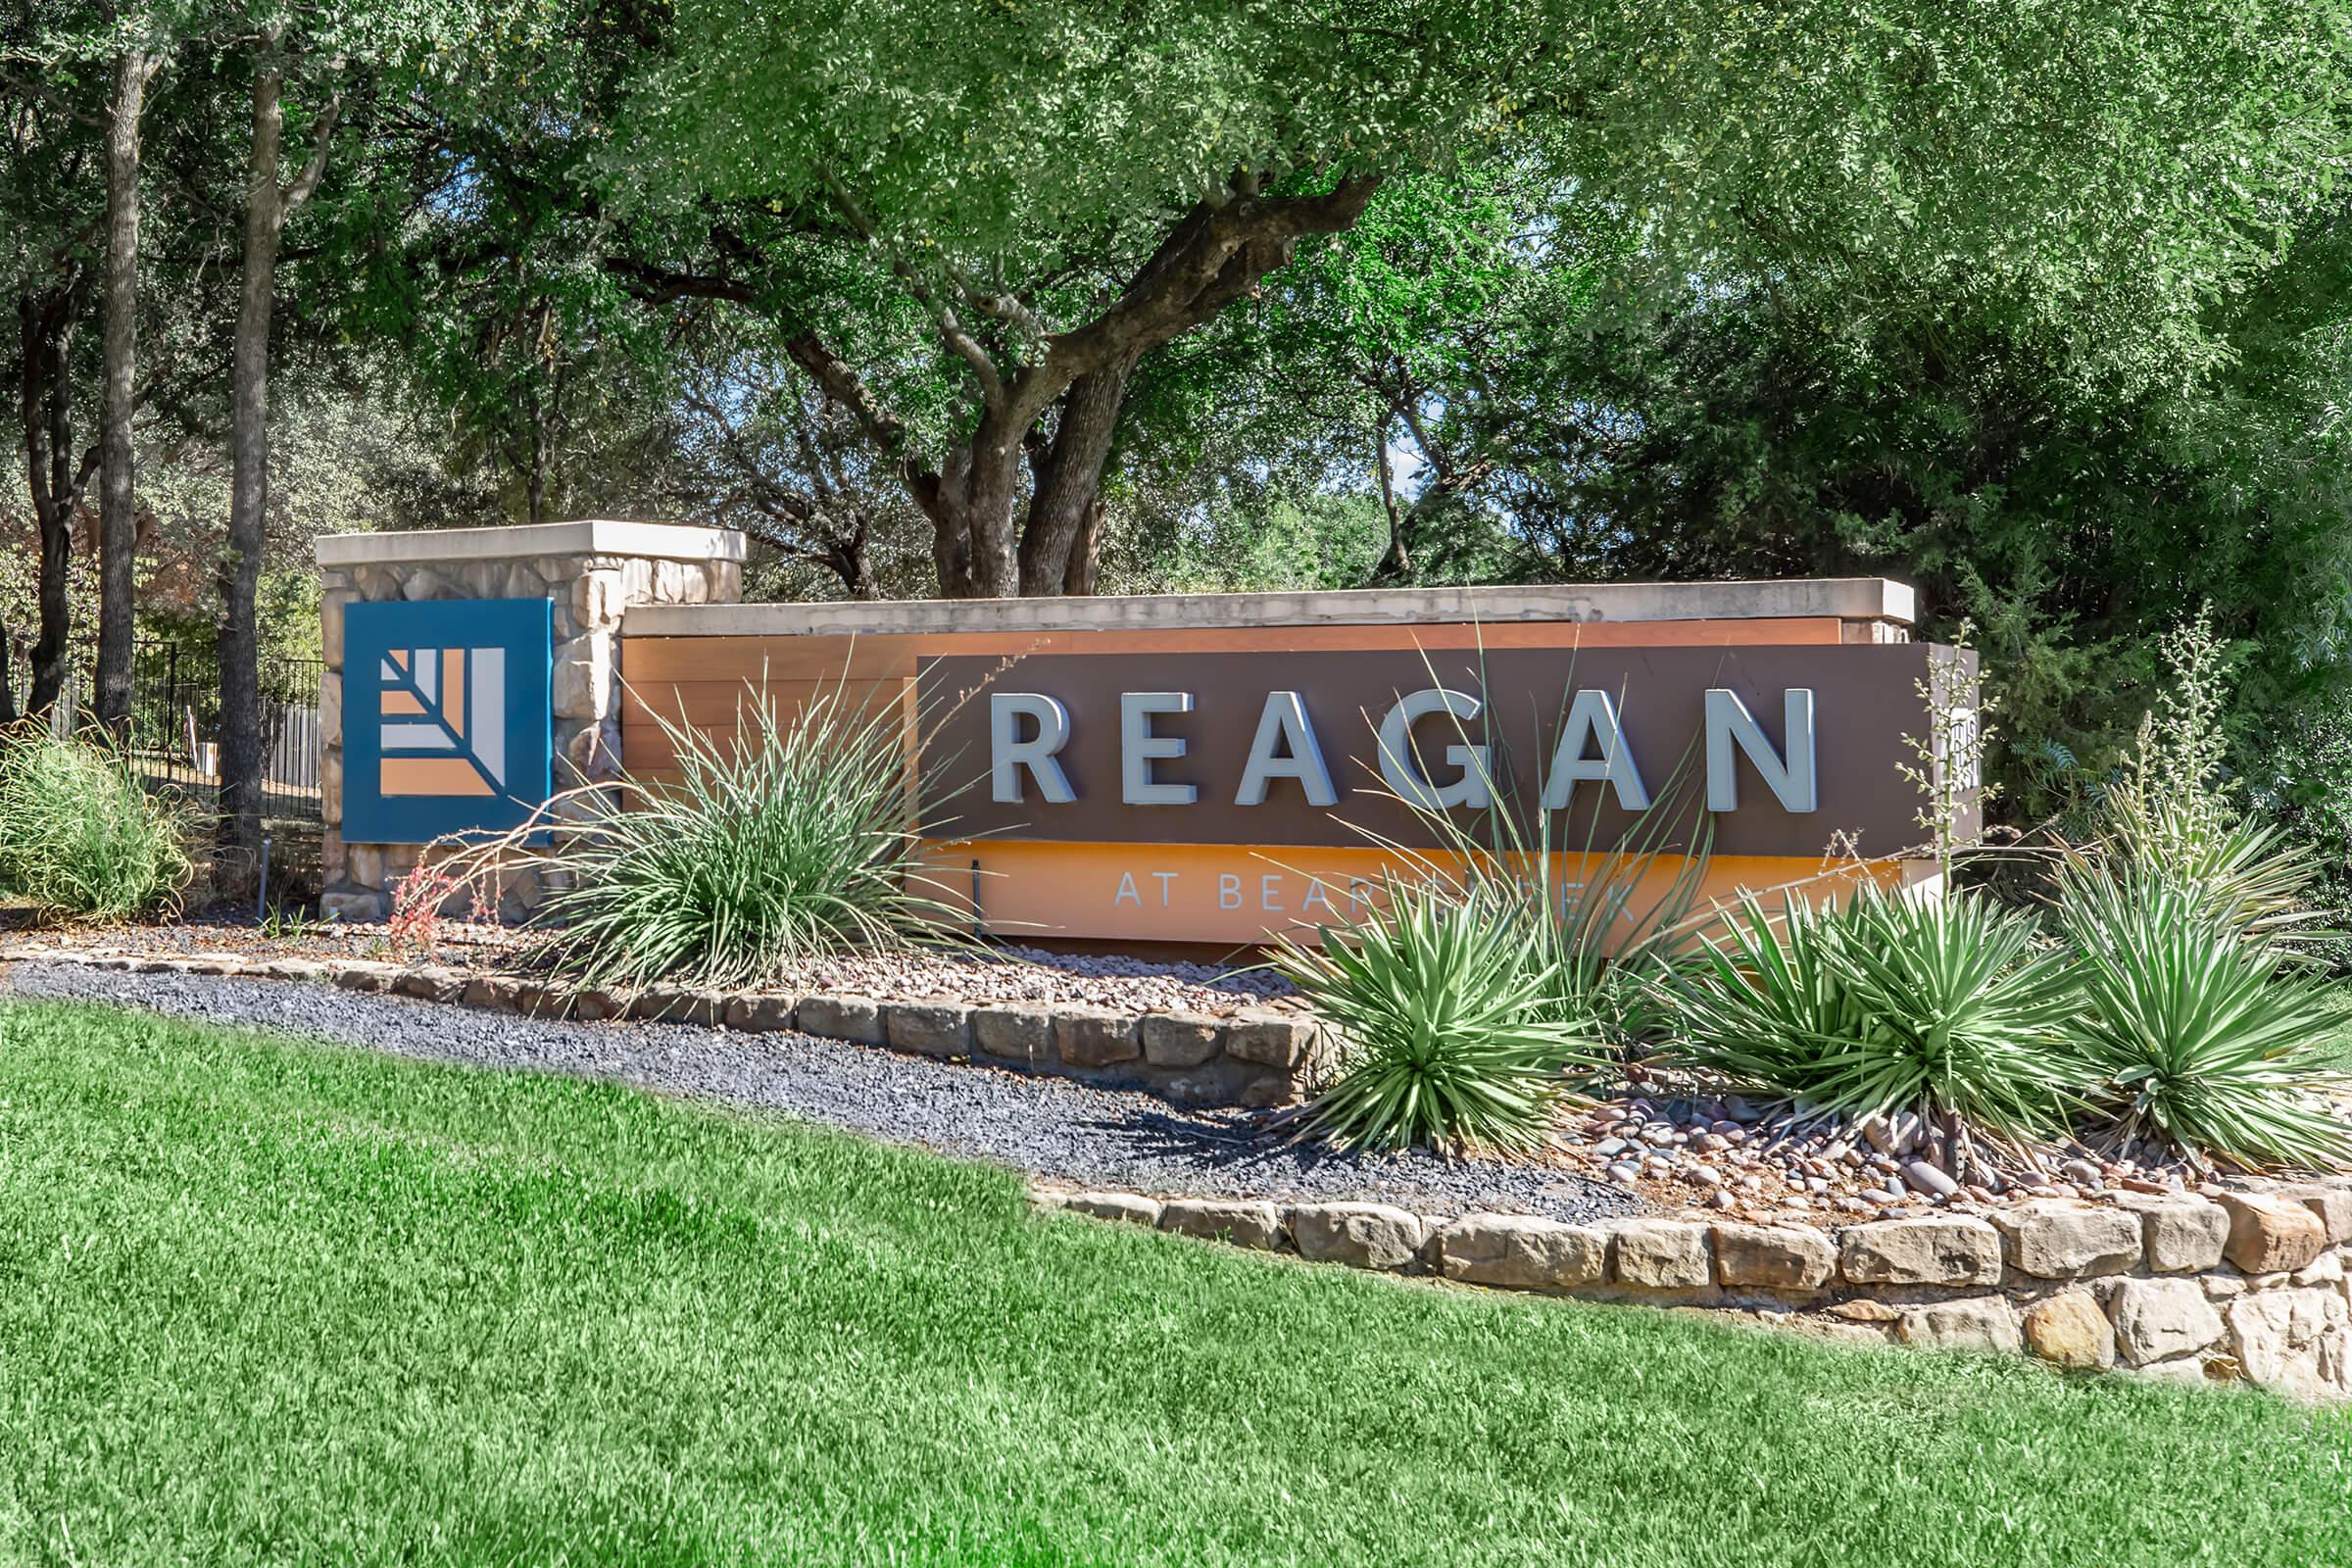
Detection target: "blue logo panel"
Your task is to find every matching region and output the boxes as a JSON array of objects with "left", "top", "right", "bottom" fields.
[{"left": 343, "top": 598, "right": 554, "bottom": 845}]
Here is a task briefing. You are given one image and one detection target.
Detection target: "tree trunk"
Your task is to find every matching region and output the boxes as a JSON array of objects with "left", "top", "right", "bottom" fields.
[
  {"left": 18, "top": 287, "right": 85, "bottom": 721},
  {"left": 96, "top": 49, "right": 155, "bottom": 736},
  {"left": 1017, "top": 357, "right": 1134, "bottom": 595},
  {"left": 218, "top": 65, "right": 288, "bottom": 881},
  {"left": 0, "top": 620, "right": 16, "bottom": 726},
  {"left": 1370, "top": 415, "right": 1412, "bottom": 583},
  {"left": 1060, "top": 496, "right": 1105, "bottom": 596},
  {"left": 523, "top": 377, "right": 548, "bottom": 526}
]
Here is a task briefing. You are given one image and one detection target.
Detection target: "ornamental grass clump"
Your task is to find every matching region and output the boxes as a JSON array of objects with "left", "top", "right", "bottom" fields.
[
  {"left": 535, "top": 688, "right": 952, "bottom": 989},
  {"left": 1273, "top": 881, "right": 1598, "bottom": 1155},
  {"left": 1666, "top": 886, "right": 2084, "bottom": 1144},
  {"left": 2058, "top": 868, "right": 2352, "bottom": 1171},
  {"left": 0, "top": 729, "right": 193, "bottom": 922}
]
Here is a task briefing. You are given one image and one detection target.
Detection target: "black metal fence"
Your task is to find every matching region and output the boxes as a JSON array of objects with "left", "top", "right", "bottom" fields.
[{"left": 37, "top": 641, "right": 323, "bottom": 801}]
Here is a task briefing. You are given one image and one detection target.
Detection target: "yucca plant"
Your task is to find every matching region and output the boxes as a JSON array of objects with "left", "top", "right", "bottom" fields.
[
  {"left": 2092, "top": 792, "right": 2330, "bottom": 951},
  {"left": 1273, "top": 880, "right": 1597, "bottom": 1154},
  {"left": 1334, "top": 662, "right": 1717, "bottom": 1054},
  {"left": 1667, "top": 886, "right": 2085, "bottom": 1142},
  {"left": 533, "top": 684, "right": 955, "bottom": 988},
  {"left": 2059, "top": 868, "right": 2352, "bottom": 1170},
  {"left": 0, "top": 728, "right": 193, "bottom": 921}
]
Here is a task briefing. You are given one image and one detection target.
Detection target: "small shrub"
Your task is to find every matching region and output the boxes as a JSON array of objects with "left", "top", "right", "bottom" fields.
[
  {"left": 1666, "top": 886, "right": 2083, "bottom": 1142},
  {"left": 0, "top": 730, "right": 192, "bottom": 922},
  {"left": 1274, "top": 881, "right": 1596, "bottom": 1155},
  {"left": 2059, "top": 869, "right": 2352, "bottom": 1170},
  {"left": 386, "top": 862, "right": 492, "bottom": 954},
  {"left": 533, "top": 686, "right": 950, "bottom": 989}
]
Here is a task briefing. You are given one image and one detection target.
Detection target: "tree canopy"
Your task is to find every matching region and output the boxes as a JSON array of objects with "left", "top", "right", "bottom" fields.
[{"left": 7, "top": 0, "right": 2352, "bottom": 862}]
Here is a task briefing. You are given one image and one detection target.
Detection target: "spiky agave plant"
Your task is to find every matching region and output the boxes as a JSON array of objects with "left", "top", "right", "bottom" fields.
[
  {"left": 2059, "top": 867, "right": 2352, "bottom": 1171},
  {"left": 1667, "top": 886, "right": 2085, "bottom": 1143},
  {"left": 1273, "top": 880, "right": 1598, "bottom": 1155}
]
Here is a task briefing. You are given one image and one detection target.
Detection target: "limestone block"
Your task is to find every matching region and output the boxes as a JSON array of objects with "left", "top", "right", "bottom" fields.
[
  {"left": 320, "top": 746, "right": 343, "bottom": 824},
  {"left": 1711, "top": 1223, "right": 1836, "bottom": 1294},
  {"left": 460, "top": 975, "right": 519, "bottom": 1010},
  {"left": 393, "top": 967, "right": 466, "bottom": 1003},
  {"left": 2109, "top": 1277, "right": 2226, "bottom": 1367},
  {"left": 2274, "top": 1182, "right": 2352, "bottom": 1247},
  {"left": 1609, "top": 1220, "right": 1714, "bottom": 1291},
  {"left": 629, "top": 985, "right": 723, "bottom": 1026},
  {"left": 1838, "top": 1217, "right": 2004, "bottom": 1287},
  {"left": 1435, "top": 1213, "right": 1608, "bottom": 1290},
  {"left": 572, "top": 568, "right": 627, "bottom": 632},
  {"left": 723, "top": 994, "right": 799, "bottom": 1033},
  {"left": 551, "top": 631, "right": 612, "bottom": 720},
  {"left": 348, "top": 843, "right": 384, "bottom": 890},
  {"left": 1140, "top": 1011, "right": 1223, "bottom": 1068},
  {"left": 318, "top": 670, "right": 341, "bottom": 749},
  {"left": 797, "top": 995, "right": 887, "bottom": 1046},
  {"left": 320, "top": 890, "right": 384, "bottom": 924},
  {"left": 2227, "top": 1287, "right": 2352, "bottom": 1398},
  {"left": 1289, "top": 1203, "right": 1426, "bottom": 1271},
  {"left": 2293, "top": 1250, "right": 2345, "bottom": 1288},
  {"left": 329, "top": 959, "right": 394, "bottom": 990},
  {"left": 885, "top": 1002, "right": 972, "bottom": 1058},
  {"left": 2022, "top": 1292, "right": 2115, "bottom": 1369},
  {"left": 320, "top": 589, "right": 352, "bottom": 667},
  {"left": 1222, "top": 1012, "right": 1316, "bottom": 1069},
  {"left": 1067, "top": 1193, "right": 1161, "bottom": 1226},
  {"left": 400, "top": 567, "right": 453, "bottom": 601},
  {"left": 2109, "top": 1194, "right": 2230, "bottom": 1273},
  {"left": 1158, "top": 1199, "right": 1286, "bottom": 1250},
  {"left": 2217, "top": 1192, "right": 2328, "bottom": 1275},
  {"left": 570, "top": 988, "right": 627, "bottom": 1023},
  {"left": 1988, "top": 1200, "right": 2143, "bottom": 1280},
  {"left": 1054, "top": 1006, "right": 1141, "bottom": 1068},
  {"left": 1896, "top": 1297, "right": 2022, "bottom": 1355},
  {"left": 972, "top": 1004, "right": 1054, "bottom": 1062}
]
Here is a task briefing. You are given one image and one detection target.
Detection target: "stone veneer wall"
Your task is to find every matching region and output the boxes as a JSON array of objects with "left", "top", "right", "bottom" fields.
[
  {"left": 1038, "top": 1182, "right": 2352, "bottom": 1399},
  {"left": 317, "top": 520, "right": 747, "bottom": 922}
]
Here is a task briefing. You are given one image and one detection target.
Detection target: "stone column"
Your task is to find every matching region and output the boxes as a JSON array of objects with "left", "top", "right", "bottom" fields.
[{"left": 315, "top": 519, "right": 747, "bottom": 923}]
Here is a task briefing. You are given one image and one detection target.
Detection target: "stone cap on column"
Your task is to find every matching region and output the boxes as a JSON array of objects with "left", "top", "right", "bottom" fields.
[{"left": 318, "top": 518, "right": 746, "bottom": 568}]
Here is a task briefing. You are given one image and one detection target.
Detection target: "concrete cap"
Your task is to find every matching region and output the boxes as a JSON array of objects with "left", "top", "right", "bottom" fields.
[
  {"left": 624, "top": 578, "right": 1913, "bottom": 637},
  {"left": 318, "top": 518, "right": 748, "bottom": 568}
]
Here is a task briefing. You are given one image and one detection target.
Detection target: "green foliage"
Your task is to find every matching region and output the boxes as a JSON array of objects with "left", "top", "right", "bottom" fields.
[
  {"left": 1669, "top": 888, "right": 2083, "bottom": 1141},
  {"left": 0, "top": 729, "right": 192, "bottom": 921},
  {"left": 2081, "top": 611, "right": 2335, "bottom": 951},
  {"left": 2059, "top": 873, "right": 2352, "bottom": 1171},
  {"left": 1273, "top": 881, "right": 1595, "bottom": 1154},
  {"left": 534, "top": 687, "right": 949, "bottom": 988}
]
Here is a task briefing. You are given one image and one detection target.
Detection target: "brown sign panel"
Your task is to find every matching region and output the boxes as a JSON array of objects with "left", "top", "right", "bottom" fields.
[{"left": 914, "top": 643, "right": 1975, "bottom": 861}]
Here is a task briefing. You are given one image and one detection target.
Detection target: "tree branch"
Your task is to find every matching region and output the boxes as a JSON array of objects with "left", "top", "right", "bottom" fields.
[{"left": 281, "top": 84, "right": 344, "bottom": 213}]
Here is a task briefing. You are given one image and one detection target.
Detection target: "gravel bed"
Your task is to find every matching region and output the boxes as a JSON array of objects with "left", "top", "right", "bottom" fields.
[
  {"left": 9, "top": 923, "right": 1296, "bottom": 1013},
  {"left": 2, "top": 962, "right": 1627, "bottom": 1225}
]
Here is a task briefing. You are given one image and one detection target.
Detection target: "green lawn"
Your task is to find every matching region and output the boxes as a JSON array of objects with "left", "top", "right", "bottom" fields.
[{"left": 0, "top": 1004, "right": 2346, "bottom": 1566}]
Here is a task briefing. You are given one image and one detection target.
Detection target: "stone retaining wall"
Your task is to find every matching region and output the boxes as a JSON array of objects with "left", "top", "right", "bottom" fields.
[
  {"left": 1033, "top": 1181, "right": 2352, "bottom": 1399},
  {"left": 28, "top": 951, "right": 1319, "bottom": 1108}
]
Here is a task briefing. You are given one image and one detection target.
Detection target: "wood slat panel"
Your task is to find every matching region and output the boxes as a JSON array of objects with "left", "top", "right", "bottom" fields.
[
  {"left": 621, "top": 676, "right": 916, "bottom": 730},
  {"left": 616, "top": 615, "right": 1847, "bottom": 683}
]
